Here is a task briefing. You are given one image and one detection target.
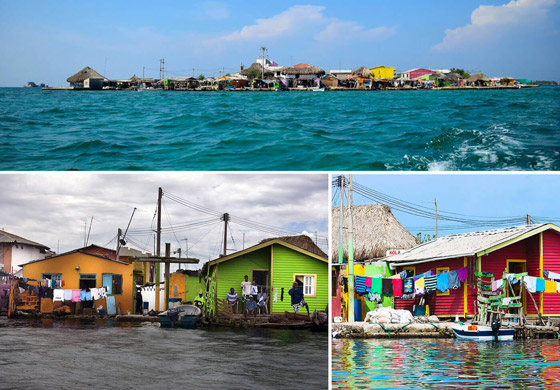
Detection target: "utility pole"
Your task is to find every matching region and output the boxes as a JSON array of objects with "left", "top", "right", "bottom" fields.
[
  {"left": 116, "top": 228, "right": 123, "bottom": 262},
  {"left": 165, "top": 243, "right": 171, "bottom": 310},
  {"left": 86, "top": 216, "right": 93, "bottom": 246},
  {"left": 222, "top": 213, "right": 230, "bottom": 256},
  {"left": 259, "top": 46, "right": 267, "bottom": 80},
  {"left": 423, "top": 198, "right": 438, "bottom": 239},
  {"left": 243, "top": 233, "right": 245, "bottom": 250},
  {"left": 142, "top": 66, "right": 145, "bottom": 81},
  {"left": 156, "top": 187, "right": 162, "bottom": 311},
  {"left": 348, "top": 174, "right": 355, "bottom": 323},
  {"left": 84, "top": 221, "right": 87, "bottom": 247},
  {"left": 527, "top": 214, "right": 531, "bottom": 225},
  {"left": 338, "top": 175, "right": 344, "bottom": 264},
  {"left": 159, "top": 58, "right": 165, "bottom": 80}
]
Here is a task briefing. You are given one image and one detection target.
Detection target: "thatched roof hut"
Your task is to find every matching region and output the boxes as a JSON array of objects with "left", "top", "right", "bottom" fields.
[
  {"left": 283, "top": 64, "right": 325, "bottom": 76},
  {"left": 352, "top": 66, "right": 372, "bottom": 78},
  {"left": 466, "top": 73, "right": 490, "bottom": 82},
  {"left": 331, "top": 204, "right": 419, "bottom": 261},
  {"left": 429, "top": 72, "right": 446, "bottom": 80},
  {"left": 129, "top": 74, "right": 140, "bottom": 82},
  {"left": 260, "top": 234, "right": 327, "bottom": 259},
  {"left": 445, "top": 72, "right": 462, "bottom": 81},
  {"left": 66, "top": 66, "right": 106, "bottom": 83}
]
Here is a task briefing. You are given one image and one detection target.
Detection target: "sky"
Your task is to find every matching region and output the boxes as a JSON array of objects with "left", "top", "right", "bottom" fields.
[
  {"left": 0, "top": 173, "right": 329, "bottom": 270},
  {"left": 0, "top": 0, "right": 558, "bottom": 86},
  {"left": 332, "top": 173, "right": 560, "bottom": 239}
]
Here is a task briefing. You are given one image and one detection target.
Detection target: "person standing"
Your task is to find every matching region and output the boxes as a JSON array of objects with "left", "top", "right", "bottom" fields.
[
  {"left": 135, "top": 288, "right": 143, "bottom": 315},
  {"left": 289, "top": 281, "right": 309, "bottom": 316},
  {"left": 241, "top": 275, "right": 252, "bottom": 302},
  {"left": 227, "top": 287, "right": 239, "bottom": 313}
]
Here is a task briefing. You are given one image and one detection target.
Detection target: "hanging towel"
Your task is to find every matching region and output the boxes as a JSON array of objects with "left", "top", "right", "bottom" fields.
[
  {"left": 425, "top": 275, "right": 437, "bottom": 293},
  {"left": 365, "top": 277, "right": 372, "bottom": 294},
  {"left": 448, "top": 270, "right": 461, "bottom": 290},
  {"left": 536, "top": 278, "right": 545, "bottom": 292},
  {"left": 53, "top": 289, "right": 65, "bottom": 302},
  {"left": 524, "top": 276, "right": 537, "bottom": 293},
  {"left": 251, "top": 285, "right": 258, "bottom": 295},
  {"left": 99, "top": 287, "right": 107, "bottom": 299},
  {"left": 371, "top": 278, "right": 383, "bottom": 294},
  {"left": 91, "top": 288, "right": 100, "bottom": 300},
  {"left": 382, "top": 279, "right": 393, "bottom": 295},
  {"left": 403, "top": 278, "right": 414, "bottom": 294},
  {"left": 457, "top": 267, "right": 469, "bottom": 283},
  {"left": 436, "top": 272, "right": 449, "bottom": 293},
  {"left": 80, "top": 289, "right": 87, "bottom": 301},
  {"left": 274, "top": 288, "right": 278, "bottom": 303},
  {"left": 545, "top": 280, "right": 557, "bottom": 293},
  {"left": 72, "top": 289, "right": 81, "bottom": 302},
  {"left": 415, "top": 277, "right": 425, "bottom": 295},
  {"left": 63, "top": 289, "right": 73, "bottom": 301},
  {"left": 355, "top": 275, "right": 367, "bottom": 295},
  {"left": 506, "top": 274, "right": 519, "bottom": 285},
  {"left": 413, "top": 270, "right": 433, "bottom": 281},
  {"left": 545, "top": 270, "right": 560, "bottom": 282},
  {"left": 85, "top": 291, "right": 92, "bottom": 301},
  {"left": 392, "top": 278, "right": 403, "bottom": 297}
]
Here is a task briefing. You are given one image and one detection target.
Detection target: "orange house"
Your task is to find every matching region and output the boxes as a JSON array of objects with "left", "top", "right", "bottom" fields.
[{"left": 21, "top": 249, "right": 134, "bottom": 314}]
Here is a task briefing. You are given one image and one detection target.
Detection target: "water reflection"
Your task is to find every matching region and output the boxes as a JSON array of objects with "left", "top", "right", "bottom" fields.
[
  {"left": 0, "top": 317, "right": 327, "bottom": 389},
  {"left": 332, "top": 338, "right": 560, "bottom": 389}
]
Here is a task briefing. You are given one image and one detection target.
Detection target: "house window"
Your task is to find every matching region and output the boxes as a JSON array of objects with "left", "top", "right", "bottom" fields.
[
  {"left": 102, "top": 274, "right": 123, "bottom": 295},
  {"left": 436, "top": 267, "right": 450, "bottom": 296},
  {"left": 42, "top": 273, "right": 62, "bottom": 281},
  {"left": 402, "top": 266, "right": 416, "bottom": 277},
  {"left": 294, "top": 274, "right": 316, "bottom": 297}
]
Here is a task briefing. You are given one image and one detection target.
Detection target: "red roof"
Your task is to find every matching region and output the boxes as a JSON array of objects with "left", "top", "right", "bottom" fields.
[{"left": 293, "top": 63, "right": 311, "bottom": 68}]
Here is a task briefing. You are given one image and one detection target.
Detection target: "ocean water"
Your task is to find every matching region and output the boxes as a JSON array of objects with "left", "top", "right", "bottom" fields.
[
  {"left": 0, "top": 317, "right": 328, "bottom": 389},
  {"left": 332, "top": 338, "right": 560, "bottom": 389},
  {"left": 0, "top": 87, "right": 559, "bottom": 171}
]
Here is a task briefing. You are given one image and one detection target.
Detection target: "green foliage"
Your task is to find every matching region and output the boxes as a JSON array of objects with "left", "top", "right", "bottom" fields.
[
  {"left": 450, "top": 67, "right": 471, "bottom": 79},
  {"left": 500, "top": 78, "right": 512, "bottom": 84},
  {"left": 197, "top": 74, "right": 205, "bottom": 80},
  {"left": 416, "top": 232, "right": 433, "bottom": 243},
  {"left": 246, "top": 69, "right": 261, "bottom": 80}
]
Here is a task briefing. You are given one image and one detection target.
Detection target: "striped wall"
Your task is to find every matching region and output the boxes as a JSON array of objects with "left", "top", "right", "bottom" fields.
[{"left": 543, "top": 230, "right": 560, "bottom": 314}]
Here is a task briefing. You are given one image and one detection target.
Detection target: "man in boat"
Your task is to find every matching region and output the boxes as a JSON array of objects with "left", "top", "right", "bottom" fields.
[
  {"left": 244, "top": 295, "right": 257, "bottom": 319},
  {"left": 194, "top": 291, "right": 205, "bottom": 309},
  {"left": 226, "top": 287, "right": 239, "bottom": 313},
  {"left": 289, "top": 281, "right": 309, "bottom": 316},
  {"left": 241, "top": 275, "right": 252, "bottom": 302}
]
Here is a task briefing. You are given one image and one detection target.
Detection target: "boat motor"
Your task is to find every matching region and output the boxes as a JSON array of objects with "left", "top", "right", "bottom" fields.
[
  {"left": 168, "top": 308, "right": 179, "bottom": 325},
  {"left": 491, "top": 318, "right": 501, "bottom": 341}
]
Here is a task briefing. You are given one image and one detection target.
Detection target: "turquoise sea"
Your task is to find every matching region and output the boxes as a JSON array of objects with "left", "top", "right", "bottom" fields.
[
  {"left": 1, "top": 87, "right": 558, "bottom": 170},
  {"left": 332, "top": 338, "right": 560, "bottom": 389}
]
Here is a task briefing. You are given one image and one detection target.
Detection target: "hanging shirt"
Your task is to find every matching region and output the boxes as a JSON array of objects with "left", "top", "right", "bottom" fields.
[
  {"left": 63, "top": 289, "right": 73, "bottom": 301},
  {"left": 251, "top": 285, "right": 258, "bottom": 295},
  {"left": 382, "top": 279, "right": 393, "bottom": 295},
  {"left": 274, "top": 288, "right": 278, "bottom": 303},
  {"left": 413, "top": 270, "right": 433, "bottom": 281},
  {"left": 392, "top": 278, "right": 403, "bottom": 297},
  {"left": 85, "top": 291, "right": 92, "bottom": 301},
  {"left": 415, "top": 277, "right": 425, "bottom": 295},
  {"left": 524, "top": 276, "right": 537, "bottom": 293},
  {"left": 71, "top": 289, "right": 81, "bottom": 302},
  {"left": 91, "top": 288, "right": 100, "bottom": 300},
  {"left": 492, "top": 279, "right": 504, "bottom": 292},
  {"left": 371, "top": 278, "right": 383, "bottom": 295},
  {"left": 53, "top": 289, "right": 65, "bottom": 302},
  {"left": 544, "top": 280, "right": 557, "bottom": 293},
  {"left": 99, "top": 287, "right": 107, "bottom": 298},
  {"left": 545, "top": 270, "right": 560, "bottom": 281},
  {"left": 355, "top": 275, "right": 367, "bottom": 295},
  {"left": 457, "top": 267, "right": 469, "bottom": 283},
  {"left": 536, "top": 278, "right": 545, "bottom": 292},
  {"left": 448, "top": 270, "right": 461, "bottom": 290},
  {"left": 403, "top": 278, "right": 414, "bottom": 294},
  {"left": 436, "top": 272, "right": 449, "bottom": 293},
  {"left": 425, "top": 275, "right": 437, "bottom": 293},
  {"left": 80, "top": 289, "right": 87, "bottom": 301}
]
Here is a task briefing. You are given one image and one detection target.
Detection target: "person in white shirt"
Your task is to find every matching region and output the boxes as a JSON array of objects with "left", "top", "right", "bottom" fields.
[{"left": 241, "top": 275, "right": 252, "bottom": 302}]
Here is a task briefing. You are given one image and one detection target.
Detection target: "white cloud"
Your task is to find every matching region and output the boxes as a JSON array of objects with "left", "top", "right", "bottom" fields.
[
  {"left": 200, "top": 2, "right": 229, "bottom": 20},
  {"left": 315, "top": 21, "right": 396, "bottom": 42},
  {"left": 434, "top": 0, "right": 556, "bottom": 51},
  {"left": 208, "top": 5, "right": 395, "bottom": 45}
]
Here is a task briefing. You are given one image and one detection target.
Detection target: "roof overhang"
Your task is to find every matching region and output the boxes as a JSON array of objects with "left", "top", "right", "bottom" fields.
[{"left": 208, "top": 239, "right": 327, "bottom": 266}]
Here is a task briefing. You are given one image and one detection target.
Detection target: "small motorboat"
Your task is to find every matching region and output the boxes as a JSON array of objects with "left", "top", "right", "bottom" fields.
[
  {"left": 158, "top": 304, "right": 201, "bottom": 329},
  {"left": 451, "top": 320, "right": 514, "bottom": 341}
]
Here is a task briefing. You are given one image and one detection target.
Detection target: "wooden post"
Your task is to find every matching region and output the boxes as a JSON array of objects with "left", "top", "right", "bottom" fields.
[{"left": 165, "top": 243, "right": 171, "bottom": 311}]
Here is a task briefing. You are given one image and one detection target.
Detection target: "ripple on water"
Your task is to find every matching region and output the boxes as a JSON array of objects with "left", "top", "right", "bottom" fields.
[{"left": 0, "top": 87, "right": 559, "bottom": 170}]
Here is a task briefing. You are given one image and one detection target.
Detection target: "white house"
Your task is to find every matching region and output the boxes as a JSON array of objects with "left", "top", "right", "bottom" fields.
[{"left": 0, "top": 230, "right": 50, "bottom": 275}]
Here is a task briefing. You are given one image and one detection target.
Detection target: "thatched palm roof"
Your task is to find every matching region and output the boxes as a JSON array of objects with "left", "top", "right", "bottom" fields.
[
  {"left": 129, "top": 74, "right": 140, "bottom": 82},
  {"left": 445, "top": 72, "right": 462, "bottom": 81},
  {"left": 284, "top": 64, "right": 325, "bottom": 75},
  {"left": 352, "top": 66, "right": 372, "bottom": 78},
  {"left": 260, "top": 235, "right": 327, "bottom": 259},
  {"left": 331, "top": 204, "right": 419, "bottom": 261},
  {"left": 466, "top": 73, "right": 490, "bottom": 82},
  {"left": 67, "top": 66, "right": 106, "bottom": 83},
  {"left": 429, "top": 72, "right": 446, "bottom": 79}
]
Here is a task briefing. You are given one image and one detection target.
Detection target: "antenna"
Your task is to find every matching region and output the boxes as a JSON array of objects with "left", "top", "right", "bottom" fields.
[{"left": 259, "top": 46, "right": 268, "bottom": 79}]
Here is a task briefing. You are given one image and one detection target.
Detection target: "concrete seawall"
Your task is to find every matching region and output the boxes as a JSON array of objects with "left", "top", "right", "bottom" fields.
[{"left": 332, "top": 322, "right": 456, "bottom": 338}]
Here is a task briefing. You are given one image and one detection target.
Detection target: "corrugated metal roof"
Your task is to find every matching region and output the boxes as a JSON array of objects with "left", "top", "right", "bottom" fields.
[
  {"left": 0, "top": 230, "right": 49, "bottom": 249},
  {"left": 386, "top": 224, "right": 555, "bottom": 265},
  {"left": 20, "top": 249, "right": 130, "bottom": 267}
]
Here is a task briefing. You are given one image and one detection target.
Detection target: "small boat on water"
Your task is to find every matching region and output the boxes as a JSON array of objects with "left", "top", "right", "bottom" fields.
[
  {"left": 451, "top": 322, "right": 514, "bottom": 341},
  {"left": 158, "top": 304, "right": 201, "bottom": 329}
]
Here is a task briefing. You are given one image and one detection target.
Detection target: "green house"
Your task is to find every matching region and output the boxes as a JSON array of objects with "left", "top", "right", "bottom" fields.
[{"left": 205, "top": 236, "right": 328, "bottom": 316}]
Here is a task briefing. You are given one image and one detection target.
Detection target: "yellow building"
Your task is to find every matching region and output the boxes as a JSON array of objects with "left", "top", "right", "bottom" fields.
[
  {"left": 370, "top": 66, "right": 396, "bottom": 79},
  {"left": 21, "top": 249, "right": 134, "bottom": 314},
  {"left": 167, "top": 270, "right": 205, "bottom": 303}
]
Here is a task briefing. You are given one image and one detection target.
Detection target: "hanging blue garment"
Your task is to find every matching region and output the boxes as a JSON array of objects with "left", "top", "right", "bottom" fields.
[
  {"left": 448, "top": 270, "right": 461, "bottom": 290},
  {"left": 436, "top": 272, "right": 449, "bottom": 293},
  {"left": 80, "top": 290, "right": 86, "bottom": 301},
  {"left": 355, "top": 275, "right": 367, "bottom": 295},
  {"left": 106, "top": 296, "right": 116, "bottom": 315},
  {"left": 536, "top": 278, "right": 545, "bottom": 292},
  {"left": 403, "top": 278, "right": 414, "bottom": 294}
]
